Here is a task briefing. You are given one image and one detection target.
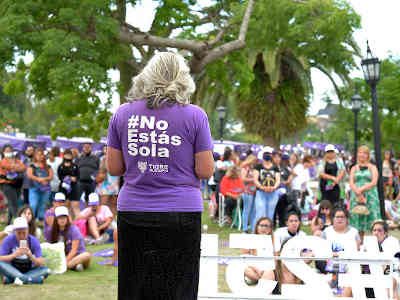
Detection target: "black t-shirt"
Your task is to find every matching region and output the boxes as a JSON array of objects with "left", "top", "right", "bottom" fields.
[
  {"left": 255, "top": 163, "right": 280, "bottom": 187},
  {"left": 320, "top": 161, "right": 339, "bottom": 192},
  {"left": 279, "top": 165, "right": 291, "bottom": 182},
  {"left": 58, "top": 163, "right": 80, "bottom": 182}
]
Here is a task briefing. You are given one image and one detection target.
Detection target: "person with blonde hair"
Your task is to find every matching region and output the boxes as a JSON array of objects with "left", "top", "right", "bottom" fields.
[
  {"left": 240, "top": 154, "right": 258, "bottom": 232},
  {"left": 107, "top": 52, "right": 214, "bottom": 300},
  {"left": 349, "top": 145, "right": 381, "bottom": 243}
]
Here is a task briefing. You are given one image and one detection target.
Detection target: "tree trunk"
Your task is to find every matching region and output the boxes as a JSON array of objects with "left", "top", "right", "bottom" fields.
[
  {"left": 262, "top": 136, "right": 280, "bottom": 150},
  {"left": 117, "top": 57, "right": 136, "bottom": 104}
]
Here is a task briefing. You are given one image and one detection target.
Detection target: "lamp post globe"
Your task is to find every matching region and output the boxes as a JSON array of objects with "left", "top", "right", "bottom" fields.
[
  {"left": 361, "top": 41, "right": 384, "bottom": 219},
  {"left": 216, "top": 106, "right": 226, "bottom": 142}
]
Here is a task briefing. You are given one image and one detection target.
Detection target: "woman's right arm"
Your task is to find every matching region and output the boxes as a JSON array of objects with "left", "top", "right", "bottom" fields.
[
  {"left": 27, "top": 166, "right": 41, "bottom": 183},
  {"left": 349, "top": 165, "right": 359, "bottom": 194},
  {"left": 195, "top": 150, "right": 214, "bottom": 179},
  {"left": 107, "top": 147, "right": 126, "bottom": 176}
]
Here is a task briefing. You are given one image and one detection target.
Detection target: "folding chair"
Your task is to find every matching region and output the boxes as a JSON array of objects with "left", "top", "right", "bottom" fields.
[
  {"left": 230, "top": 196, "right": 242, "bottom": 230},
  {"left": 218, "top": 194, "right": 227, "bottom": 227}
]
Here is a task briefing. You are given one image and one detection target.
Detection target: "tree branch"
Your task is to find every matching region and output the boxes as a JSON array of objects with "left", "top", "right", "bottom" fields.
[{"left": 190, "top": 0, "right": 255, "bottom": 73}]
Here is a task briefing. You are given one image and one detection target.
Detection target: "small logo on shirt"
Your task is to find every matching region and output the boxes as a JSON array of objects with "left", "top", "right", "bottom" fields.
[
  {"left": 138, "top": 161, "right": 147, "bottom": 173},
  {"left": 149, "top": 164, "right": 169, "bottom": 173}
]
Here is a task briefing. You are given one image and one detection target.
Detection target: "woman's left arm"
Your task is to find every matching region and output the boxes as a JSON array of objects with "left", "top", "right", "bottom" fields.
[
  {"left": 66, "top": 240, "right": 79, "bottom": 262},
  {"left": 107, "top": 147, "right": 126, "bottom": 176},
  {"left": 360, "top": 164, "right": 379, "bottom": 192},
  {"left": 272, "top": 172, "right": 280, "bottom": 191},
  {"left": 46, "top": 167, "right": 53, "bottom": 181}
]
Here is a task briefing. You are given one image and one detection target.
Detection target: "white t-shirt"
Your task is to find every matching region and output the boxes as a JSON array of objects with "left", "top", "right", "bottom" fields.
[
  {"left": 47, "top": 156, "right": 63, "bottom": 192},
  {"left": 291, "top": 164, "right": 309, "bottom": 191},
  {"left": 321, "top": 225, "right": 360, "bottom": 252},
  {"left": 274, "top": 227, "right": 307, "bottom": 251},
  {"left": 381, "top": 235, "right": 400, "bottom": 256}
]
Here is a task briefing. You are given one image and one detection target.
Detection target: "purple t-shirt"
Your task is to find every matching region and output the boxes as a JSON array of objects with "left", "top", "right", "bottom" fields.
[
  {"left": 0, "top": 234, "right": 42, "bottom": 263},
  {"left": 45, "top": 224, "right": 86, "bottom": 255},
  {"left": 107, "top": 100, "right": 213, "bottom": 212}
]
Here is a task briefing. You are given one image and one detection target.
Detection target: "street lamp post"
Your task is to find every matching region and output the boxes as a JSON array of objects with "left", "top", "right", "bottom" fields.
[
  {"left": 216, "top": 106, "right": 226, "bottom": 142},
  {"left": 361, "top": 41, "right": 385, "bottom": 218},
  {"left": 351, "top": 91, "right": 362, "bottom": 163},
  {"left": 320, "top": 128, "right": 325, "bottom": 143}
]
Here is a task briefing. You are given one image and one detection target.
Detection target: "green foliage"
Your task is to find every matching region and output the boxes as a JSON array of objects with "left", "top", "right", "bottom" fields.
[
  {"left": 224, "top": 0, "right": 360, "bottom": 146},
  {"left": 321, "top": 57, "right": 400, "bottom": 155}
]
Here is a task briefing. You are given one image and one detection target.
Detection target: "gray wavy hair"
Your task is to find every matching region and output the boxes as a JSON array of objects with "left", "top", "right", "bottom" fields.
[{"left": 126, "top": 52, "right": 196, "bottom": 108}]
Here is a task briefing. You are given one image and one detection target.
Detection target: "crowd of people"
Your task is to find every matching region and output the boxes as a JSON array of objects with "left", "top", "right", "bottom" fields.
[
  {"left": 203, "top": 144, "right": 400, "bottom": 297},
  {"left": 0, "top": 143, "right": 119, "bottom": 284}
]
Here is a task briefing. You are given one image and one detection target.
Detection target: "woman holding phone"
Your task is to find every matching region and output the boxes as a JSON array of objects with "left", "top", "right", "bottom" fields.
[{"left": 0, "top": 217, "right": 49, "bottom": 284}]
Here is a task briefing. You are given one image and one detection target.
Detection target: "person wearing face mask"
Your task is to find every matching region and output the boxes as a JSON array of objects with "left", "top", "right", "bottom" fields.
[
  {"left": 75, "top": 143, "right": 99, "bottom": 205},
  {"left": 253, "top": 147, "right": 281, "bottom": 231},
  {"left": 22, "top": 146, "right": 35, "bottom": 205},
  {"left": 57, "top": 149, "right": 80, "bottom": 219},
  {"left": 0, "top": 145, "right": 26, "bottom": 225}
]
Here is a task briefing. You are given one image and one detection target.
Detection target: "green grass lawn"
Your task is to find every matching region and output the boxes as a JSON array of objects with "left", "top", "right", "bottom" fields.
[{"left": 1, "top": 200, "right": 400, "bottom": 299}]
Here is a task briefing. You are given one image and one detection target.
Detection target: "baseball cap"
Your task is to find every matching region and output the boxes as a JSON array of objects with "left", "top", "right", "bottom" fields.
[
  {"left": 13, "top": 217, "right": 28, "bottom": 230},
  {"left": 54, "top": 192, "right": 66, "bottom": 202},
  {"left": 88, "top": 193, "right": 100, "bottom": 206},
  {"left": 55, "top": 206, "right": 69, "bottom": 218},
  {"left": 263, "top": 146, "right": 274, "bottom": 154},
  {"left": 325, "top": 144, "right": 336, "bottom": 152}
]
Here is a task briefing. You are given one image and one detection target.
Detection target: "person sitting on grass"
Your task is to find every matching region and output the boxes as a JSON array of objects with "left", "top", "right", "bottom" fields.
[
  {"left": 76, "top": 193, "right": 113, "bottom": 244},
  {"left": 0, "top": 205, "right": 41, "bottom": 246},
  {"left": 219, "top": 166, "right": 244, "bottom": 225},
  {"left": 243, "top": 217, "right": 274, "bottom": 285},
  {"left": 44, "top": 192, "right": 68, "bottom": 238},
  {"left": 310, "top": 200, "right": 333, "bottom": 237},
  {"left": 0, "top": 217, "right": 49, "bottom": 285},
  {"left": 49, "top": 206, "right": 91, "bottom": 272},
  {"left": 273, "top": 212, "right": 306, "bottom": 254}
]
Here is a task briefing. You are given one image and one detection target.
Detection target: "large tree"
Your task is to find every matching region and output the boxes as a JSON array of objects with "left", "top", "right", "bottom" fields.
[
  {"left": 0, "top": 0, "right": 255, "bottom": 139},
  {"left": 209, "top": 0, "right": 361, "bottom": 148}
]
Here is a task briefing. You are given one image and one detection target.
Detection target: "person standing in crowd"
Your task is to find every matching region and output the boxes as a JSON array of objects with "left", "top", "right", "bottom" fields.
[
  {"left": 22, "top": 146, "right": 34, "bottom": 205},
  {"left": 289, "top": 153, "right": 299, "bottom": 169},
  {"left": 349, "top": 145, "right": 381, "bottom": 243},
  {"left": 317, "top": 145, "right": 346, "bottom": 207},
  {"left": 382, "top": 150, "right": 394, "bottom": 201},
  {"left": 76, "top": 143, "right": 99, "bottom": 205},
  {"left": 0, "top": 144, "right": 26, "bottom": 225},
  {"left": 58, "top": 149, "right": 80, "bottom": 219},
  {"left": 253, "top": 147, "right": 281, "bottom": 230},
  {"left": 220, "top": 166, "right": 244, "bottom": 225},
  {"left": 214, "top": 148, "right": 235, "bottom": 209},
  {"left": 240, "top": 154, "right": 258, "bottom": 233},
  {"left": 107, "top": 52, "right": 214, "bottom": 300},
  {"left": 48, "top": 206, "right": 91, "bottom": 271},
  {"left": 290, "top": 155, "right": 314, "bottom": 215},
  {"left": 97, "top": 146, "right": 119, "bottom": 216},
  {"left": 26, "top": 148, "right": 53, "bottom": 226},
  {"left": 0, "top": 217, "right": 49, "bottom": 285},
  {"left": 47, "top": 147, "right": 62, "bottom": 207},
  {"left": 274, "top": 152, "right": 294, "bottom": 228}
]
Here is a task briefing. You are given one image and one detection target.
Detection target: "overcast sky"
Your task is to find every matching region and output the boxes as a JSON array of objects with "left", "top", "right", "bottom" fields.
[{"left": 112, "top": 1, "right": 400, "bottom": 114}]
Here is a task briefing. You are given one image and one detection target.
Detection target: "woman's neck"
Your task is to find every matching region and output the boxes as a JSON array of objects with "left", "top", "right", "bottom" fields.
[
  {"left": 334, "top": 225, "right": 347, "bottom": 233},
  {"left": 59, "top": 225, "right": 65, "bottom": 231}
]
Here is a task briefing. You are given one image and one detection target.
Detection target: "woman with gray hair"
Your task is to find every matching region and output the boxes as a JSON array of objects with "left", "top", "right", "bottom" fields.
[{"left": 107, "top": 52, "right": 214, "bottom": 300}]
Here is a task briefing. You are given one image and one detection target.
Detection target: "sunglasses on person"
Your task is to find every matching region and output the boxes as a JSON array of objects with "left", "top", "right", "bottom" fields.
[{"left": 258, "top": 223, "right": 272, "bottom": 228}]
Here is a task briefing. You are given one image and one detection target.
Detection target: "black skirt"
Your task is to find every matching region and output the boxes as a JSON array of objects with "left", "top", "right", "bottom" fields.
[{"left": 118, "top": 211, "right": 202, "bottom": 300}]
